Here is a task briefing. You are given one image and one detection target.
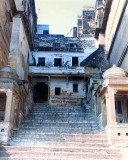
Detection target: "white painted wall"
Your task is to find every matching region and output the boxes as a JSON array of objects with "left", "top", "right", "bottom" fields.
[{"left": 30, "top": 48, "right": 97, "bottom": 67}]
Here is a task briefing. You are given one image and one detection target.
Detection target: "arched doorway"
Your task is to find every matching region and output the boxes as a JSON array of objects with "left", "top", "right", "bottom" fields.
[{"left": 33, "top": 82, "right": 48, "bottom": 103}]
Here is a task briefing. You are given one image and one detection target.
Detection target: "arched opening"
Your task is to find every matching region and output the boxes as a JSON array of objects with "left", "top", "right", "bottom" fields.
[{"left": 33, "top": 82, "right": 48, "bottom": 103}]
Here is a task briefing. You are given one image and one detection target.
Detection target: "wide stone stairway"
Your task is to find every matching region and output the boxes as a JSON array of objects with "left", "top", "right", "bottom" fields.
[{"left": 0, "top": 103, "right": 122, "bottom": 160}]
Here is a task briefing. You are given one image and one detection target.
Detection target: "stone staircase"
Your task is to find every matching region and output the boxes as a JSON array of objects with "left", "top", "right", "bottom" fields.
[{"left": 0, "top": 103, "right": 122, "bottom": 160}]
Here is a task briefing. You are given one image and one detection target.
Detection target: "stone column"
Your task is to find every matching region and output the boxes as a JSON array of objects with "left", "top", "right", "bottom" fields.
[
  {"left": 107, "top": 87, "right": 116, "bottom": 125},
  {"left": 4, "top": 90, "right": 13, "bottom": 122}
]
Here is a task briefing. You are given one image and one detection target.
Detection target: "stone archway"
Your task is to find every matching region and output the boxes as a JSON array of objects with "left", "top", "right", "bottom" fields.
[{"left": 33, "top": 82, "right": 48, "bottom": 103}]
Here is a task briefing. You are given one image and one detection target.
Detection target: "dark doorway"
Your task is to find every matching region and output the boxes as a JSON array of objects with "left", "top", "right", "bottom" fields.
[
  {"left": 54, "top": 58, "right": 62, "bottom": 66},
  {"left": 72, "top": 57, "right": 78, "bottom": 66},
  {"left": 33, "top": 82, "right": 48, "bottom": 103},
  {"left": 0, "top": 93, "right": 6, "bottom": 122}
]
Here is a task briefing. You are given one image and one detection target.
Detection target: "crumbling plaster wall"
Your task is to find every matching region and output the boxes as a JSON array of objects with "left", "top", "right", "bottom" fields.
[
  {"left": 30, "top": 51, "right": 96, "bottom": 67},
  {"left": 49, "top": 77, "right": 85, "bottom": 106},
  {"left": 29, "top": 48, "right": 95, "bottom": 66}
]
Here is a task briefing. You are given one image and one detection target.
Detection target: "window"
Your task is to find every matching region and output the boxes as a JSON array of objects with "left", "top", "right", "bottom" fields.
[
  {"left": 72, "top": 57, "right": 78, "bottom": 67},
  {"left": 54, "top": 58, "right": 62, "bottom": 66},
  {"left": 115, "top": 100, "right": 122, "bottom": 114},
  {"left": 70, "top": 43, "right": 77, "bottom": 48},
  {"left": 55, "top": 88, "right": 61, "bottom": 95},
  {"left": 53, "top": 43, "right": 60, "bottom": 47},
  {"left": 38, "top": 58, "right": 45, "bottom": 66},
  {"left": 73, "top": 84, "right": 78, "bottom": 93}
]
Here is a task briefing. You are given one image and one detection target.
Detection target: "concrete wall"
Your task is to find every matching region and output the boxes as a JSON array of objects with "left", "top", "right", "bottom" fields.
[{"left": 49, "top": 77, "right": 85, "bottom": 106}]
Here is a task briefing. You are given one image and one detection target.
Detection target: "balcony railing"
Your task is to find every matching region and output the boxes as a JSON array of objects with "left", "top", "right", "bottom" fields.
[{"left": 29, "top": 66, "right": 85, "bottom": 75}]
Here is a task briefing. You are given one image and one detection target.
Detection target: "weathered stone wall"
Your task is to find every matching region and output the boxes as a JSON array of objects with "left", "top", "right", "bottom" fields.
[
  {"left": 9, "top": 0, "right": 37, "bottom": 80},
  {"left": 0, "top": 0, "right": 15, "bottom": 68},
  {"left": 33, "top": 34, "right": 96, "bottom": 49},
  {"left": 9, "top": 17, "right": 29, "bottom": 80}
]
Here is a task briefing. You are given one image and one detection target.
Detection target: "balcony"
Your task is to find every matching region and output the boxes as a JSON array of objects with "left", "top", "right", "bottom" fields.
[{"left": 29, "top": 66, "right": 85, "bottom": 76}]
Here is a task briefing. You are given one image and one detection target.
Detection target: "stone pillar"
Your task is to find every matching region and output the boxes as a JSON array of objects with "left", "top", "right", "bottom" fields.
[
  {"left": 9, "top": 17, "right": 21, "bottom": 70},
  {"left": 4, "top": 90, "right": 13, "bottom": 122},
  {"left": 107, "top": 87, "right": 116, "bottom": 125}
]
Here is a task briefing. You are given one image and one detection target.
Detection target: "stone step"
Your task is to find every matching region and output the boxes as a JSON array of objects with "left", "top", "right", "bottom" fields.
[
  {"left": 21, "top": 120, "right": 99, "bottom": 123},
  {"left": 20, "top": 123, "right": 99, "bottom": 127},
  {"left": 27, "top": 112, "right": 94, "bottom": 115},
  {"left": 24, "top": 117, "right": 96, "bottom": 121},
  {"left": 32, "top": 107, "right": 91, "bottom": 111},
  {"left": 8, "top": 141, "right": 110, "bottom": 147},
  {"left": 10, "top": 136, "right": 108, "bottom": 143},
  {"left": 31, "top": 109, "right": 87, "bottom": 112},
  {"left": 12, "top": 130, "right": 104, "bottom": 135},
  {"left": 0, "top": 158, "right": 119, "bottom": 160},
  {"left": 0, "top": 146, "right": 120, "bottom": 154},
  {"left": 11, "top": 133, "right": 106, "bottom": 139},
  {"left": 31, "top": 108, "right": 86, "bottom": 111},
  {"left": 8, "top": 103, "right": 116, "bottom": 160},
  {"left": 0, "top": 151, "right": 120, "bottom": 159},
  {"left": 18, "top": 127, "right": 100, "bottom": 131}
]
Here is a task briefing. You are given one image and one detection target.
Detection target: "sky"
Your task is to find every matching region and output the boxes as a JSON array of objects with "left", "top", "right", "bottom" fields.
[{"left": 35, "top": 0, "right": 96, "bottom": 36}]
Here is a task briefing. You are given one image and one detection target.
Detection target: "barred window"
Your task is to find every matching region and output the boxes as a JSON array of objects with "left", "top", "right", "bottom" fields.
[{"left": 73, "top": 84, "right": 78, "bottom": 93}]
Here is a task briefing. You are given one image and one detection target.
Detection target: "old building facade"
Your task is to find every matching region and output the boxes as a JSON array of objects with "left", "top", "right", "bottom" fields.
[
  {"left": 77, "top": 6, "right": 95, "bottom": 37},
  {"left": 0, "top": 0, "right": 16, "bottom": 68},
  {"left": 29, "top": 33, "right": 97, "bottom": 106},
  {"left": 0, "top": 0, "right": 37, "bottom": 143},
  {"left": 0, "top": 0, "right": 128, "bottom": 159}
]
